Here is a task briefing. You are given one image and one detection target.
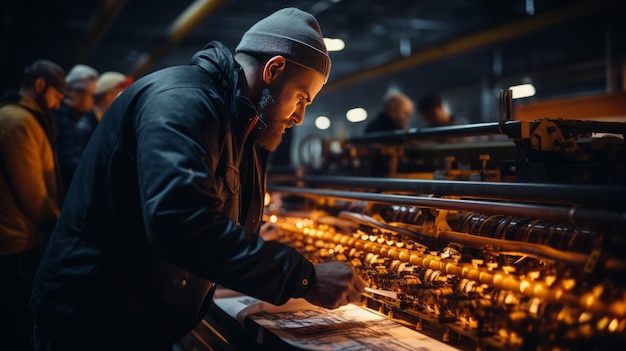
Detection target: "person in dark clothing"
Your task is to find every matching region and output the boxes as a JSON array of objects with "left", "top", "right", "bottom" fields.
[
  {"left": 90, "top": 71, "right": 134, "bottom": 122},
  {"left": 364, "top": 90, "right": 414, "bottom": 133},
  {"left": 53, "top": 64, "right": 99, "bottom": 193},
  {"left": 30, "top": 7, "right": 365, "bottom": 351},
  {"left": 362, "top": 91, "right": 414, "bottom": 176},
  {"left": 417, "top": 93, "right": 468, "bottom": 127},
  {"left": 0, "top": 59, "right": 67, "bottom": 351}
]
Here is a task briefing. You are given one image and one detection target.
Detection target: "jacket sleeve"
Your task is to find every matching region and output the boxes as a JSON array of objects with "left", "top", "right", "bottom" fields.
[
  {"left": 135, "top": 87, "right": 313, "bottom": 305},
  {"left": 0, "top": 107, "right": 60, "bottom": 225}
]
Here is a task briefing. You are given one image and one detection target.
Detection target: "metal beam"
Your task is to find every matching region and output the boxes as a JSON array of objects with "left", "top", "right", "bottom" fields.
[
  {"left": 76, "top": 0, "right": 128, "bottom": 63},
  {"left": 322, "top": 0, "right": 620, "bottom": 94},
  {"left": 268, "top": 185, "right": 626, "bottom": 225},
  {"left": 129, "top": 0, "right": 228, "bottom": 78}
]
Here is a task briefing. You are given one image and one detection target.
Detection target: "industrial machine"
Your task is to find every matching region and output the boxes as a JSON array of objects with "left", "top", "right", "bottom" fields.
[{"left": 181, "top": 91, "right": 626, "bottom": 351}]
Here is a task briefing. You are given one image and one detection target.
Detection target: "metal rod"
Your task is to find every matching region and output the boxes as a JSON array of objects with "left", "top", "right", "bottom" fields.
[
  {"left": 346, "top": 122, "right": 516, "bottom": 143},
  {"left": 288, "top": 176, "right": 626, "bottom": 209},
  {"left": 345, "top": 119, "right": 626, "bottom": 144},
  {"left": 268, "top": 185, "right": 626, "bottom": 225}
]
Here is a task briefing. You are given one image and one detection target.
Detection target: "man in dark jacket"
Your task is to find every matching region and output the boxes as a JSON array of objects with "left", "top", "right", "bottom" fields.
[
  {"left": 30, "top": 7, "right": 365, "bottom": 351},
  {"left": 364, "top": 90, "right": 414, "bottom": 133},
  {"left": 53, "top": 64, "right": 99, "bottom": 193}
]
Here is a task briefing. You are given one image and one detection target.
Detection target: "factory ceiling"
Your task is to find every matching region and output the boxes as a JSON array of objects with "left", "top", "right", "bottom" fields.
[{"left": 1, "top": 0, "right": 625, "bottom": 132}]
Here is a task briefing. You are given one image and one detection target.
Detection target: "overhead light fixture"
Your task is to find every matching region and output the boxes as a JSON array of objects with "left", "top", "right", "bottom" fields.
[
  {"left": 526, "top": 0, "right": 535, "bottom": 15},
  {"left": 346, "top": 107, "right": 367, "bottom": 122},
  {"left": 509, "top": 83, "right": 536, "bottom": 99},
  {"left": 315, "top": 116, "right": 331, "bottom": 130},
  {"left": 324, "top": 38, "right": 345, "bottom": 52}
]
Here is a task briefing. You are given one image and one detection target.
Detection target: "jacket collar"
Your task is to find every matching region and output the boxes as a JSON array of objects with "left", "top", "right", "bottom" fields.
[{"left": 190, "top": 42, "right": 266, "bottom": 146}]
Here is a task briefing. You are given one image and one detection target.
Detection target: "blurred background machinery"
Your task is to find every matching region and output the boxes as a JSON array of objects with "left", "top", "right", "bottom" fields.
[{"left": 298, "top": 90, "right": 626, "bottom": 185}]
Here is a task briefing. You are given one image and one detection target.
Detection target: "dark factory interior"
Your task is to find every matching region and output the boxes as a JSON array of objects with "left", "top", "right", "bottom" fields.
[
  {"left": 1, "top": 1, "right": 626, "bottom": 351},
  {"left": 2, "top": 0, "right": 625, "bottom": 136}
]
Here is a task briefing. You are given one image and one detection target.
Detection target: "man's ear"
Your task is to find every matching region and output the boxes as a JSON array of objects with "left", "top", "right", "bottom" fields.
[
  {"left": 34, "top": 77, "right": 47, "bottom": 93},
  {"left": 262, "top": 55, "right": 287, "bottom": 83}
]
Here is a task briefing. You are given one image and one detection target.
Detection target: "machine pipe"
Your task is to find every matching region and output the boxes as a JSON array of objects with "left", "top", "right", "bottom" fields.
[
  {"left": 291, "top": 176, "right": 626, "bottom": 209},
  {"left": 269, "top": 185, "right": 626, "bottom": 224}
]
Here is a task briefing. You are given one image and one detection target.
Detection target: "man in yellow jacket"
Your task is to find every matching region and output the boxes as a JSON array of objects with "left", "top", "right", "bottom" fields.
[{"left": 0, "top": 59, "right": 67, "bottom": 351}]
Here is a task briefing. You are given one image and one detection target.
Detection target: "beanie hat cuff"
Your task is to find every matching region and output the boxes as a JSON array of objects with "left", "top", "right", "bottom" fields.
[{"left": 236, "top": 32, "right": 331, "bottom": 82}]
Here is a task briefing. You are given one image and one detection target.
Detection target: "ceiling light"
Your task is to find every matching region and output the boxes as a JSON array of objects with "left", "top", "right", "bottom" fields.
[
  {"left": 526, "top": 0, "right": 535, "bottom": 15},
  {"left": 315, "top": 116, "right": 331, "bottom": 130},
  {"left": 324, "top": 38, "right": 345, "bottom": 52},
  {"left": 346, "top": 107, "right": 367, "bottom": 122},
  {"left": 509, "top": 83, "right": 536, "bottom": 99}
]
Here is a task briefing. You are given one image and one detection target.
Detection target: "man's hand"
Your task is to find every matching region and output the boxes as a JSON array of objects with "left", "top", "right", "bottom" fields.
[{"left": 303, "top": 262, "right": 365, "bottom": 309}]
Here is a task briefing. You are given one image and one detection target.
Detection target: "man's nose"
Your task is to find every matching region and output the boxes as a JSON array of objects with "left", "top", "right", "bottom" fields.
[{"left": 293, "top": 107, "right": 305, "bottom": 125}]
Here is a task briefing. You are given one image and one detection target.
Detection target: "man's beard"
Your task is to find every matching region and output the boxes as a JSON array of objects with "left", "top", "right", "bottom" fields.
[
  {"left": 34, "top": 89, "right": 51, "bottom": 115},
  {"left": 256, "top": 88, "right": 286, "bottom": 152}
]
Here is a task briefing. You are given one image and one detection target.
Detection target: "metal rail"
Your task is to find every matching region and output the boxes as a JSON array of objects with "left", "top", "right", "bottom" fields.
[
  {"left": 281, "top": 175, "right": 626, "bottom": 209},
  {"left": 268, "top": 185, "right": 626, "bottom": 225}
]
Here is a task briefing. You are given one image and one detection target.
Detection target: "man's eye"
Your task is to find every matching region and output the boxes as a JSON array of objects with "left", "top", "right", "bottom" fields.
[{"left": 298, "top": 95, "right": 304, "bottom": 102}]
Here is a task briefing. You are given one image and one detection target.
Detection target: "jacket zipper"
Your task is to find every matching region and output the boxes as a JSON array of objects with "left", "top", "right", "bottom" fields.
[
  {"left": 239, "top": 114, "right": 258, "bottom": 161},
  {"left": 237, "top": 114, "right": 259, "bottom": 225}
]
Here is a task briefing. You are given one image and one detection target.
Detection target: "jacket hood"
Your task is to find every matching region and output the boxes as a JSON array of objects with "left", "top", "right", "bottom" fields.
[
  {"left": 190, "top": 41, "right": 239, "bottom": 95},
  {"left": 0, "top": 89, "right": 20, "bottom": 103},
  {"left": 190, "top": 41, "right": 266, "bottom": 143}
]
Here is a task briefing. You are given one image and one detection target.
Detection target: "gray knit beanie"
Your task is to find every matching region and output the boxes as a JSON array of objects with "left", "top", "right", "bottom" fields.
[{"left": 235, "top": 7, "right": 331, "bottom": 83}]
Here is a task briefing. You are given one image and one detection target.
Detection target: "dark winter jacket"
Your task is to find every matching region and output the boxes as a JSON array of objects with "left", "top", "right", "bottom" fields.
[
  {"left": 53, "top": 102, "right": 99, "bottom": 192},
  {"left": 364, "top": 111, "right": 402, "bottom": 133},
  {"left": 30, "top": 42, "right": 314, "bottom": 346}
]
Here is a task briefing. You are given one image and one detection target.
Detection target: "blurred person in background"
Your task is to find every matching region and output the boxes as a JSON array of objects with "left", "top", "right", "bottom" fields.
[
  {"left": 91, "top": 71, "right": 134, "bottom": 121},
  {"left": 0, "top": 59, "right": 67, "bottom": 351},
  {"left": 72, "top": 72, "right": 134, "bottom": 153},
  {"left": 54, "top": 64, "right": 99, "bottom": 193},
  {"left": 364, "top": 90, "right": 414, "bottom": 133},
  {"left": 417, "top": 93, "right": 468, "bottom": 127},
  {"left": 362, "top": 90, "right": 415, "bottom": 176}
]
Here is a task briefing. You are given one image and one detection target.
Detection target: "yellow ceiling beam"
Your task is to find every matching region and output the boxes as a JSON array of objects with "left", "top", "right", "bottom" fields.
[
  {"left": 76, "top": 0, "right": 128, "bottom": 63},
  {"left": 323, "top": 0, "right": 620, "bottom": 94},
  {"left": 130, "top": 0, "right": 228, "bottom": 78}
]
